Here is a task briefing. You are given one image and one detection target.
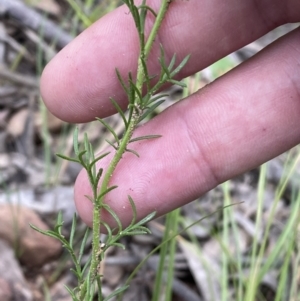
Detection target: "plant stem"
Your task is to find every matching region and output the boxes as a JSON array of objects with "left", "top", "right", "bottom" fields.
[{"left": 82, "top": 0, "right": 171, "bottom": 298}]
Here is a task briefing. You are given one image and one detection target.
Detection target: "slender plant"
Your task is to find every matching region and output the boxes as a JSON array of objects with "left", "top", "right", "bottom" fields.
[{"left": 32, "top": 1, "right": 190, "bottom": 300}]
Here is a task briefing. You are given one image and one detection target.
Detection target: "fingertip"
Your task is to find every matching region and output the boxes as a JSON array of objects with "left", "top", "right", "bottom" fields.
[{"left": 40, "top": 7, "right": 139, "bottom": 123}]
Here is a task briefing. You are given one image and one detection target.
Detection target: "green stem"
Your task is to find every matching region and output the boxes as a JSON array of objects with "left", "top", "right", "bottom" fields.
[
  {"left": 144, "top": 0, "right": 170, "bottom": 58},
  {"left": 82, "top": 0, "right": 171, "bottom": 299}
]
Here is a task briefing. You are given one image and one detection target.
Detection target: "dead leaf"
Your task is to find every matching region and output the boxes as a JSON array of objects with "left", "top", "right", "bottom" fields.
[
  {"left": 7, "top": 108, "right": 28, "bottom": 137},
  {"left": 178, "top": 237, "right": 221, "bottom": 301}
]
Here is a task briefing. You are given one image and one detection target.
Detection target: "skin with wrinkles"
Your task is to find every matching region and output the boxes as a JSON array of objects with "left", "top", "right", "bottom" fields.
[{"left": 41, "top": 0, "right": 300, "bottom": 228}]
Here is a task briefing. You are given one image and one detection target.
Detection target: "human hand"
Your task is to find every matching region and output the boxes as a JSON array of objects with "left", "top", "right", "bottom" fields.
[{"left": 41, "top": 0, "right": 300, "bottom": 228}]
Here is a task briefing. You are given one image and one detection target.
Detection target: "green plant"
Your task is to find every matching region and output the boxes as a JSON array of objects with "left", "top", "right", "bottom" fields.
[{"left": 32, "top": 1, "right": 190, "bottom": 300}]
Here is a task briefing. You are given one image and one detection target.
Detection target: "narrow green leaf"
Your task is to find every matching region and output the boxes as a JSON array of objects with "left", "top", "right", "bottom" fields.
[
  {"left": 138, "top": 5, "right": 157, "bottom": 17},
  {"left": 90, "top": 152, "right": 110, "bottom": 169},
  {"left": 129, "top": 78, "right": 143, "bottom": 104},
  {"left": 128, "top": 195, "right": 137, "bottom": 227},
  {"left": 144, "top": 93, "right": 168, "bottom": 107},
  {"left": 110, "top": 242, "right": 126, "bottom": 250},
  {"left": 89, "top": 142, "right": 96, "bottom": 177},
  {"left": 96, "top": 118, "right": 120, "bottom": 146},
  {"left": 69, "top": 214, "right": 77, "bottom": 248},
  {"left": 29, "top": 224, "right": 51, "bottom": 236},
  {"left": 115, "top": 68, "right": 129, "bottom": 94},
  {"left": 103, "top": 285, "right": 129, "bottom": 301},
  {"left": 149, "top": 78, "right": 167, "bottom": 95},
  {"left": 138, "top": 99, "right": 165, "bottom": 122},
  {"left": 129, "top": 134, "right": 162, "bottom": 143},
  {"left": 128, "top": 72, "right": 135, "bottom": 105},
  {"left": 130, "top": 225, "right": 151, "bottom": 234},
  {"left": 110, "top": 98, "right": 128, "bottom": 129},
  {"left": 78, "top": 227, "right": 90, "bottom": 264},
  {"left": 141, "top": 58, "right": 150, "bottom": 92},
  {"left": 85, "top": 272, "right": 92, "bottom": 301},
  {"left": 56, "top": 153, "right": 80, "bottom": 164},
  {"left": 168, "top": 53, "right": 177, "bottom": 73},
  {"left": 64, "top": 285, "right": 79, "bottom": 300},
  {"left": 97, "top": 277, "right": 102, "bottom": 301},
  {"left": 97, "top": 185, "right": 118, "bottom": 201},
  {"left": 159, "top": 44, "right": 165, "bottom": 65},
  {"left": 130, "top": 5, "right": 140, "bottom": 30},
  {"left": 159, "top": 59, "right": 171, "bottom": 79},
  {"left": 85, "top": 195, "right": 94, "bottom": 203},
  {"left": 70, "top": 268, "right": 81, "bottom": 279},
  {"left": 84, "top": 133, "right": 90, "bottom": 163},
  {"left": 55, "top": 212, "right": 64, "bottom": 235},
  {"left": 135, "top": 211, "right": 156, "bottom": 227},
  {"left": 78, "top": 150, "right": 87, "bottom": 167},
  {"left": 101, "top": 221, "right": 113, "bottom": 243},
  {"left": 102, "top": 204, "right": 123, "bottom": 233},
  {"left": 142, "top": 93, "right": 151, "bottom": 107},
  {"left": 159, "top": 44, "right": 171, "bottom": 78},
  {"left": 138, "top": 0, "right": 147, "bottom": 35},
  {"left": 95, "top": 168, "right": 103, "bottom": 188},
  {"left": 30, "top": 224, "right": 62, "bottom": 240},
  {"left": 82, "top": 255, "right": 92, "bottom": 276},
  {"left": 105, "top": 139, "right": 118, "bottom": 150},
  {"left": 167, "top": 79, "right": 187, "bottom": 88},
  {"left": 170, "top": 54, "right": 191, "bottom": 77},
  {"left": 124, "top": 230, "right": 150, "bottom": 236},
  {"left": 126, "top": 148, "right": 140, "bottom": 157},
  {"left": 56, "top": 211, "right": 63, "bottom": 225}
]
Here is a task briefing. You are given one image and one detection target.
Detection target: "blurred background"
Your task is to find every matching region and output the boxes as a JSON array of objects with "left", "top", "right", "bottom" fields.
[{"left": 0, "top": 1, "right": 299, "bottom": 300}]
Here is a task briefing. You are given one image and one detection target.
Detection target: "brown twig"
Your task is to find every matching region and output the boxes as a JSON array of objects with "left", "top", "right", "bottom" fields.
[{"left": 0, "top": 0, "right": 73, "bottom": 49}]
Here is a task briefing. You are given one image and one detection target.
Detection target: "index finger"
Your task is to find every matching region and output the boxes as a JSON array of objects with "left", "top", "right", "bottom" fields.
[{"left": 40, "top": 0, "right": 299, "bottom": 122}]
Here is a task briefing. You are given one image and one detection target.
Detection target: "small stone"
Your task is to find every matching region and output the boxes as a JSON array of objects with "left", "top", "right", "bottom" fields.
[
  {"left": 0, "top": 205, "right": 62, "bottom": 266},
  {"left": 0, "top": 278, "right": 12, "bottom": 301},
  {"left": 0, "top": 239, "right": 33, "bottom": 301}
]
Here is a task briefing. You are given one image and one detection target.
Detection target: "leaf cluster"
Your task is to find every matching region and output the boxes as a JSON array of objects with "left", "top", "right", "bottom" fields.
[
  {"left": 30, "top": 213, "right": 90, "bottom": 289},
  {"left": 31, "top": 204, "right": 155, "bottom": 301}
]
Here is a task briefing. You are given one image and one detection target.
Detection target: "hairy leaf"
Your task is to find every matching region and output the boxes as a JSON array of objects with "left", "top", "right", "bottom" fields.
[
  {"left": 110, "top": 98, "right": 128, "bottom": 129},
  {"left": 126, "top": 148, "right": 140, "bottom": 157},
  {"left": 96, "top": 118, "right": 120, "bottom": 146},
  {"left": 115, "top": 68, "right": 128, "bottom": 94},
  {"left": 69, "top": 214, "right": 77, "bottom": 248},
  {"left": 139, "top": 99, "right": 165, "bottom": 122},
  {"left": 97, "top": 185, "right": 118, "bottom": 201},
  {"left": 78, "top": 227, "right": 90, "bottom": 265},
  {"left": 170, "top": 54, "right": 191, "bottom": 77},
  {"left": 128, "top": 195, "right": 137, "bottom": 227},
  {"left": 135, "top": 211, "right": 156, "bottom": 226},
  {"left": 90, "top": 152, "right": 110, "bottom": 169},
  {"left": 102, "top": 203, "right": 123, "bottom": 233},
  {"left": 129, "top": 134, "right": 162, "bottom": 143},
  {"left": 56, "top": 153, "right": 80, "bottom": 164},
  {"left": 167, "top": 79, "right": 187, "bottom": 88}
]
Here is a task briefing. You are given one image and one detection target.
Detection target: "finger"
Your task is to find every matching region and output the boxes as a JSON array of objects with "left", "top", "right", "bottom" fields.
[
  {"left": 40, "top": 0, "right": 299, "bottom": 123},
  {"left": 74, "top": 28, "right": 300, "bottom": 228}
]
